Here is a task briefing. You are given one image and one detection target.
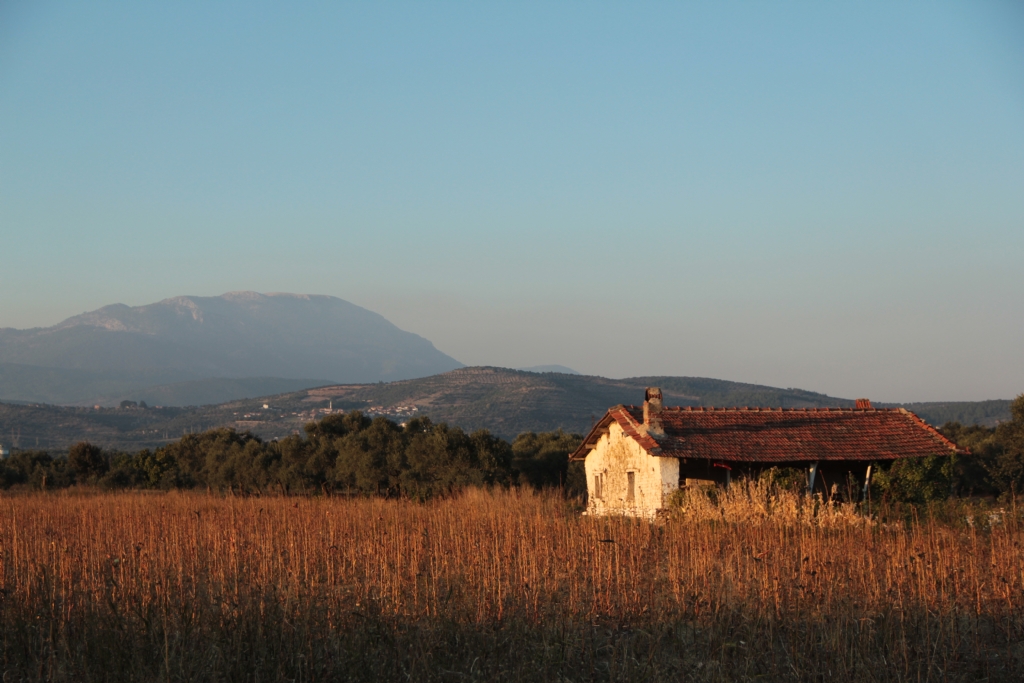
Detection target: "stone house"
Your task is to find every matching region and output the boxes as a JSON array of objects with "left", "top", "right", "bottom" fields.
[{"left": 569, "top": 388, "right": 964, "bottom": 518}]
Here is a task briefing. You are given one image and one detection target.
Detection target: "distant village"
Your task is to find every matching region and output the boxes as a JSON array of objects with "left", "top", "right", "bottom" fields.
[
  {"left": 230, "top": 402, "right": 423, "bottom": 438},
  {"left": 287, "top": 403, "right": 421, "bottom": 425}
]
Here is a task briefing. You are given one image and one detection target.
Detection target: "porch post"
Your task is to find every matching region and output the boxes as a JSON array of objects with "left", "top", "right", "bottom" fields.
[
  {"left": 861, "top": 464, "right": 873, "bottom": 502},
  {"left": 807, "top": 461, "right": 819, "bottom": 496}
]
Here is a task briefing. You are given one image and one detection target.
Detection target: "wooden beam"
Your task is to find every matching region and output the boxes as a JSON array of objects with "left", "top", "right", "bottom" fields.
[{"left": 807, "top": 461, "right": 820, "bottom": 496}]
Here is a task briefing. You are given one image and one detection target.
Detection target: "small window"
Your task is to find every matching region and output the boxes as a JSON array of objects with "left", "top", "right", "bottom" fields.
[
  {"left": 594, "top": 474, "right": 603, "bottom": 499},
  {"left": 626, "top": 471, "right": 635, "bottom": 503}
]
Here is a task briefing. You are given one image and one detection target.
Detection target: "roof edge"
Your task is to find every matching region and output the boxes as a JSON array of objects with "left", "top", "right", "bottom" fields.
[
  {"left": 568, "top": 407, "right": 625, "bottom": 461},
  {"left": 896, "top": 407, "right": 969, "bottom": 455},
  {"left": 568, "top": 403, "right": 969, "bottom": 461}
]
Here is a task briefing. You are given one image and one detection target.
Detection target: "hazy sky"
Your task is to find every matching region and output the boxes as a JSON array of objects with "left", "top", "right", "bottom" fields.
[{"left": 2, "top": 1, "right": 1022, "bottom": 402}]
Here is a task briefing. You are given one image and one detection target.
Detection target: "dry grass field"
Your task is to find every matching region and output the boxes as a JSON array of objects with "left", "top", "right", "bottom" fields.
[{"left": 1, "top": 486, "right": 1022, "bottom": 682}]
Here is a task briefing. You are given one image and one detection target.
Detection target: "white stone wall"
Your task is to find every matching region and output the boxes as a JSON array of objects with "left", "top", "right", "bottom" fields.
[{"left": 584, "top": 422, "right": 679, "bottom": 518}]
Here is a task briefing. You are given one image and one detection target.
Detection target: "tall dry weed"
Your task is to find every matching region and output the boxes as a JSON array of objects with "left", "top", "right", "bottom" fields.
[
  {"left": 669, "top": 478, "right": 870, "bottom": 527},
  {"left": 0, "top": 488, "right": 1021, "bottom": 681}
]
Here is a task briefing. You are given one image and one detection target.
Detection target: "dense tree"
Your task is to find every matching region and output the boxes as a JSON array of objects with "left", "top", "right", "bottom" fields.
[
  {"left": 0, "top": 449, "right": 76, "bottom": 489},
  {"left": 987, "top": 394, "right": 1024, "bottom": 496},
  {"left": 333, "top": 416, "right": 404, "bottom": 495},
  {"left": 871, "top": 455, "right": 957, "bottom": 505},
  {"left": 68, "top": 442, "right": 108, "bottom": 479},
  {"left": 401, "top": 420, "right": 508, "bottom": 500},
  {"left": 510, "top": 430, "right": 584, "bottom": 494},
  {"left": 938, "top": 421, "right": 1002, "bottom": 496}
]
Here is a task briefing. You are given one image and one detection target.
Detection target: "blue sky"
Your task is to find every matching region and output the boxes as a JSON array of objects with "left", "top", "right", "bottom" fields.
[{"left": 2, "top": 1, "right": 1022, "bottom": 401}]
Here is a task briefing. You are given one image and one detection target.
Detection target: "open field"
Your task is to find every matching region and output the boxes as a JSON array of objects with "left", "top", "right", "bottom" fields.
[{"left": 1, "top": 488, "right": 1022, "bottom": 682}]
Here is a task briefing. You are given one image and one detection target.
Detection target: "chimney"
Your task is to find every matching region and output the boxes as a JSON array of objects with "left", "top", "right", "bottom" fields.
[
  {"left": 855, "top": 398, "right": 872, "bottom": 409},
  {"left": 643, "top": 387, "right": 664, "bottom": 435}
]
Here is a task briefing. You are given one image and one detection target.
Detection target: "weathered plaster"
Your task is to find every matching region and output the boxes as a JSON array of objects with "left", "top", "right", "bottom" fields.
[{"left": 584, "top": 422, "right": 679, "bottom": 518}]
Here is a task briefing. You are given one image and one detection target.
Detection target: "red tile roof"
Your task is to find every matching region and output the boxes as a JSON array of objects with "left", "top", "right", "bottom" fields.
[{"left": 570, "top": 405, "right": 964, "bottom": 463}]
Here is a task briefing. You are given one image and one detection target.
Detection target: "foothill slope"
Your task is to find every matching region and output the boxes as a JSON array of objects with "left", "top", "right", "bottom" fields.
[{"left": 0, "top": 366, "right": 1011, "bottom": 451}]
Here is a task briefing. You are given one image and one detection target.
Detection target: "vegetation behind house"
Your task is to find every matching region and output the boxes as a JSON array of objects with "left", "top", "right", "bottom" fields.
[{"left": 2, "top": 394, "right": 1023, "bottom": 504}]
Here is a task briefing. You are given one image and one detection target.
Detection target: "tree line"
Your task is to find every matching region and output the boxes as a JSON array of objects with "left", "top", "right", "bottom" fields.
[
  {"left": 877, "top": 394, "right": 1024, "bottom": 503},
  {"left": 1, "top": 395, "right": 1022, "bottom": 503},
  {"left": 0, "top": 412, "right": 586, "bottom": 499}
]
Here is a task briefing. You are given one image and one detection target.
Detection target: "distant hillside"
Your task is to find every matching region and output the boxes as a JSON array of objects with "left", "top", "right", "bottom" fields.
[
  {"left": 0, "top": 292, "right": 462, "bottom": 405},
  {"left": 0, "top": 363, "right": 181, "bottom": 405},
  {"left": 0, "top": 401, "right": 190, "bottom": 452},
  {"left": 517, "top": 365, "right": 580, "bottom": 375},
  {"left": 291, "top": 367, "right": 869, "bottom": 438},
  {"left": 1, "top": 366, "right": 1010, "bottom": 451},
  {"left": 116, "top": 377, "right": 334, "bottom": 408},
  {"left": 880, "top": 400, "right": 1012, "bottom": 429}
]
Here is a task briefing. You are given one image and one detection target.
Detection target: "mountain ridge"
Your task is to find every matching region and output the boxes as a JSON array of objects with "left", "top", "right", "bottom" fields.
[{"left": 0, "top": 292, "right": 462, "bottom": 405}]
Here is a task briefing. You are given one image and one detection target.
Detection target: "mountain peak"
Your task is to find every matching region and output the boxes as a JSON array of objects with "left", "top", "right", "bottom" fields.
[
  {"left": 0, "top": 292, "right": 463, "bottom": 405},
  {"left": 221, "top": 290, "right": 269, "bottom": 300}
]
